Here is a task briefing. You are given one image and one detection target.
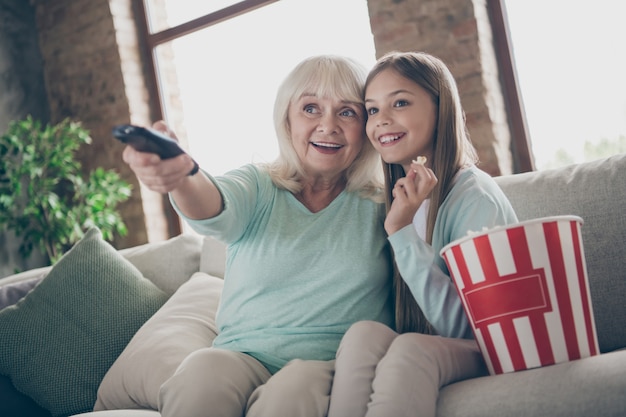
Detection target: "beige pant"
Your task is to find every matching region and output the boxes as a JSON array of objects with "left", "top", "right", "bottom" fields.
[
  {"left": 159, "top": 347, "right": 334, "bottom": 417},
  {"left": 328, "top": 321, "right": 487, "bottom": 417}
]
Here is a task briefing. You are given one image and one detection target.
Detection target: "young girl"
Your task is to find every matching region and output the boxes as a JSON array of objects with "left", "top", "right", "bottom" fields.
[{"left": 328, "top": 51, "right": 518, "bottom": 417}]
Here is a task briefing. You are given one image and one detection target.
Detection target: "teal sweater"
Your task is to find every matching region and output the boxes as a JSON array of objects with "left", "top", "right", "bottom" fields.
[
  {"left": 389, "top": 165, "right": 518, "bottom": 339},
  {"left": 174, "top": 164, "right": 393, "bottom": 373}
]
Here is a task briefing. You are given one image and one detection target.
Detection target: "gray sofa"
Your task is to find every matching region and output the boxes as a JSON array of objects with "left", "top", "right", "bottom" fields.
[{"left": 1, "top": 153, "right": 625, "bottom": 417}]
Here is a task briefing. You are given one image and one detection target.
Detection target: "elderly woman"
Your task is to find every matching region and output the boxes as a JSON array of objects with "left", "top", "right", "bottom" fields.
[{"left": 121, "top": 55, "right": 394, "bottom": 417}]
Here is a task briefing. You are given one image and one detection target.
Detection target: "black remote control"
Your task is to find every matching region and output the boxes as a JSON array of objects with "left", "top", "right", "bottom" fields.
[{"left": 112, "top": 124, "right": 199, "bottom": 175}]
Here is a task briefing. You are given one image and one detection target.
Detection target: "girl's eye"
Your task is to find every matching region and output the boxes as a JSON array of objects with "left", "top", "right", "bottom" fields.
[
  {"left": 366, "top": 107, "right": 378, "bottom": 116},
  {"left": 393, "top": 99, "right": 409, "bottom": 108}
]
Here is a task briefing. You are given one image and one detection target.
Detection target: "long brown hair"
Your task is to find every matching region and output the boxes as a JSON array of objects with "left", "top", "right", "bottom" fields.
[{"left": 365, "top": 51, "right": 478, "bottom": 333}]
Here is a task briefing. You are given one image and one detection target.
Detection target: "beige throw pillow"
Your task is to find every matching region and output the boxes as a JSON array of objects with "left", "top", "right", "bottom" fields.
[{"left": 94, "top": 272, "right": 223, "bottom": 411}]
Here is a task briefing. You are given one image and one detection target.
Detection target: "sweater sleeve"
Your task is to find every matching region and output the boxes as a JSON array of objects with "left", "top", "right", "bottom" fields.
[
  {"left": 170, "top": 164, "right": 263, "bottom": 243},
  {"left": 388, "top": 226, "right": 472, "bottom": 339},
  {"left": 389, "top": 168, "right": 519, "bottom": 339}
]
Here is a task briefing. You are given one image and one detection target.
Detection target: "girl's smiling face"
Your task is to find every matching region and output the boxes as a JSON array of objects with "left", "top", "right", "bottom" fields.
[
  {"left": 288, "top": 93, "right": 366, "bottom": 181},
  {"left": 365, "top": 68, "right": 437, "bottom": 172}
]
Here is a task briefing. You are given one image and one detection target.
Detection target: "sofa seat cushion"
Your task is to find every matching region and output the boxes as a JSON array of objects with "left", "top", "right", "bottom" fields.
[
  {"left": 72, "top": 411, "right": 161, "bottom": 417},
  {"left": 437, "top": 349, "right": 626, "bottom": 417},
  {"left": 0, "top": 227, "right": 169, "bottom": 417}
]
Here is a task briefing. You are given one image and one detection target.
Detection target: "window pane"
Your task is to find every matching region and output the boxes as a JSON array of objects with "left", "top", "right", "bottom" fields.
[
  {"left": 154, "top": 0, "right": 376, "bottom": 176},
  {"left": 145, "top": 0, "right": 242, "bottom": 32},
  {"left": 505, "top": 0, "right": 626, "bottom": 169}
]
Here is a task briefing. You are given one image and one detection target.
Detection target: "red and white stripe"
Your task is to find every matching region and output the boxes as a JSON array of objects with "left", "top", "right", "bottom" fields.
[{"left": 442, "top": 217, "right": 599, "bottom": 375}]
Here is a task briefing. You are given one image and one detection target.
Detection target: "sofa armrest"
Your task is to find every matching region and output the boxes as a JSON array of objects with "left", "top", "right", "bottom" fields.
[{"left": 0, "top": 267, "right": 50, "bottom": 287}]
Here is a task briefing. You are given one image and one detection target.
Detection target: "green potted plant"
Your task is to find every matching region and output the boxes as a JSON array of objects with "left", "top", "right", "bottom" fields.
[{"left": 0, "top": 115, "right": 132, "bottom": 264}]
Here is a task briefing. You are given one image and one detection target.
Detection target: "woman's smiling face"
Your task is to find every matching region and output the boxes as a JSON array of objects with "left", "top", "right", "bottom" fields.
[
  {"left": 288, "top": 93, "right": 366, "bottom": 180},
  {"left": 365, "top": 68, "right": 437, "bottom": 171}
]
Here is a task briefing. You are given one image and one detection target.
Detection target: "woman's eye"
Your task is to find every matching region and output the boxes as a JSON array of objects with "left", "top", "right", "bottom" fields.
[
  {"left": 393, "top": 100, "right": 409, "bottom": 108},
  {"left": 340, "top": 108, "right": 357, "bottom": 117},
  {"left": 304, "top": 104, "right": 319, "bottom": 114}
]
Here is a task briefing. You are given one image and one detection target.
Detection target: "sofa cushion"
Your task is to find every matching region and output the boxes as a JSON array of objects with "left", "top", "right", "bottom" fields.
[
  {"left": 72, "top": 411, "right": 161, "bottom": 416},
  {"left": 494, "top": 154, "right": 626, "bottom": 353},
  {"left": 437, "top": 349, "right": 626, "bottom": 417},
  {"left": 94, "top": 272, "right": 222, "bottom": 411},
  {"left": 0, "top": 233, "right": 203, "bottom": 302},
  {"left": 120, "top": 233, "right": 203, "bottom": 296},
  {"left": 0, "top": 227, "right": 169, "bottom": 417},
  {"left": 0, "top": 276, "right": 41, "bottom": 310},
  {"left": 199, "top": 236, "right": 227, "bottom": 279}
]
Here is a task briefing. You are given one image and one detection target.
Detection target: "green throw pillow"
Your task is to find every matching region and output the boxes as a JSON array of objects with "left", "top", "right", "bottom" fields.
[{"left": 0, "top": 227, "right": 169, "bottom": 417}]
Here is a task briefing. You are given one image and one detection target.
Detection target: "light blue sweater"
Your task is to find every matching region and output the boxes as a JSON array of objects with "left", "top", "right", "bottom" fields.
[
  {"left": 389, "top": 165, "right": 518, "bottom": 339},
  {"left": 174, "top": 164, "right": 394, "bottom": 373}
]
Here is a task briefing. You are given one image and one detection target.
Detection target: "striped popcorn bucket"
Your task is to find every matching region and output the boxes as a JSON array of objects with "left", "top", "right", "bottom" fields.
[{"left": 440, "top": 215, "right": 599, "bottom": 375}]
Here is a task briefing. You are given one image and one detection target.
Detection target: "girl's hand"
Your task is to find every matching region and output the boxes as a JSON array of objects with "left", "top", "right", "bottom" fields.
[
  {"left": 122, "top": 121, "right": 196, "bottom": 194},
  {"left": 385, "top": 161, "right": 438, "bottom": 235}
]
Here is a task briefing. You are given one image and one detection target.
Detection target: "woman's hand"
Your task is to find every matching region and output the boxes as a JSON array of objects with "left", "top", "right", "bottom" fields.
[
  {"left": 385, "top": 161, "right": 438, "bottom": 235},
  {"left": 121, "top": 121, "right": 224, "bottom": 220},
  {"left": 122, "top": 121, "right": 196, "bottom": 194}
]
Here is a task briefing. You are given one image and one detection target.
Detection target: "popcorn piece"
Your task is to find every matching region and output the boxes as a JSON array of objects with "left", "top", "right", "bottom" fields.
[
  {"left": 412, "top": 156, "right": 427, "bottom": 165},
  {"left": 466, "top": 226, "right": 492, "bottom": 237}
]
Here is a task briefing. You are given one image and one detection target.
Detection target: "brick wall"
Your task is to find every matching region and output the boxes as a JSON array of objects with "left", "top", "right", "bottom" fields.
[
  {"left": 31, "top": 0, "right": 175, "bottom": 247},
  {"left": 108, "top": 0, "right": 178, "bottom": 243},
  {"left": 0, "top": 0, "right": 51, "bottom": 276}
]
